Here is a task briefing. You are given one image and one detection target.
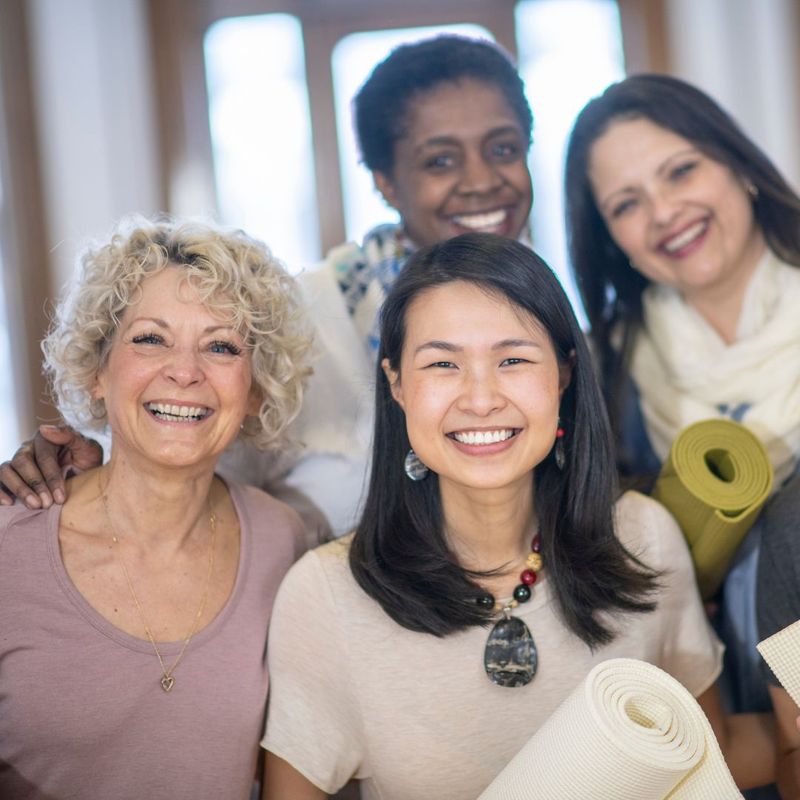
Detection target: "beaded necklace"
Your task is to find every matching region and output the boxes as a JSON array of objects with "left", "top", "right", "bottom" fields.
[{"left": 476, "top": 534, "right": 543, "bottom": 688}]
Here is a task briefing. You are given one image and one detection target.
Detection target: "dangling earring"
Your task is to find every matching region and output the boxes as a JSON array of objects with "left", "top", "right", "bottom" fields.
[
  {"left": 554, "top": 425, "right": 566, "bottom": 471},
  {"left": 404, "top": 449, "right": 429, "bottom": 481}
]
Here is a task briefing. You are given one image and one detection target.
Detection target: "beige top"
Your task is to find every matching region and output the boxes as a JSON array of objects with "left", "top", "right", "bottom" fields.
[{"left": 262, "top": 491, "right": 723, "bottom": 800}]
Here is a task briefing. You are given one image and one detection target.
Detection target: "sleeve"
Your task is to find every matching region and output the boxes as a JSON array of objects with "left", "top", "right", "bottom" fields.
[
  {"left": 619, "top": 493, "right": 724, "bottom": 697},
  {"left": 261, "top": 549, "right": 366, "bottom": 793},
  {"left": 756, "top": 472, "right": 800, "bottom": 685}
]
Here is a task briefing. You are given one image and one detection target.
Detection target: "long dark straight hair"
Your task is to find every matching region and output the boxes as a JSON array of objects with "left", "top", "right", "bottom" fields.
[
  {"left": 349, "top": 233, "right": 658, "bottom": 647},
  {"left": 564, "top": 74, "right": 800, "bottom": 445}
]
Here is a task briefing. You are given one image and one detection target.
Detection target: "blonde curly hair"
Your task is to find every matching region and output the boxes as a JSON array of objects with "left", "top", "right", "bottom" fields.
[{"left": 42, "top": 215, "right": 313, "bottom": 450}]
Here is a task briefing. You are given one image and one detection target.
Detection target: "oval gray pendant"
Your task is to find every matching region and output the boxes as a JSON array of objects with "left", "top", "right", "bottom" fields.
[{"left": 484, "top": 615, "right": 537, "bottom": 687}]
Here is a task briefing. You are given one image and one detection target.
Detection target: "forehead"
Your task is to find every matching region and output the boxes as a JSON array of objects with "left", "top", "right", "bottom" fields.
[
  {"left": 400, "top": 78, "right": 521, "bottom": 143},
  {"left": 403, "top": 281, "right": 547, "bottom": 345},
  {"left": 588, "top": 117, "right": 697, "bottom": 186},
  {"left": 128, "top": 266, "right": 233, "bottom": 323}
]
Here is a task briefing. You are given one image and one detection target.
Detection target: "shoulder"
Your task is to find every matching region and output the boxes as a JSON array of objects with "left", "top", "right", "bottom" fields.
[
  {"left": 0, "top": 502, "right": 50, "bottom": 534},
  {"left": 227, "top": 480, "right": 306, "bottom": 560},
  {"left": 613, "top": 490, "right": 690, "bottom": 572},
  {"left": 0, "top": 503, "right": 52, "bottom": 556},
  {"left": 276, "top": 534, "right": 353, "bottom": 604},
  {"left": 299, "top": 242, "right": 364, "bottom": 294}
]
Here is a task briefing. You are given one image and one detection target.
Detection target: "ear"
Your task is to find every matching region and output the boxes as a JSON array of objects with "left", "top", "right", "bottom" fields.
[
  {"left": 91, "top": 368, "right": 107, "bottom": 402},
  {"left": 245, "top": 385, "right": 262, "bottom": 417},
  {"left": 381, "top": 358, "right": 404, "bottom": 410},
  {"left": 373, "top": 171, "right": 399, "bottom": 211},
  {"left": 558, "top": 349, "right": 576, "bottom": 398}
]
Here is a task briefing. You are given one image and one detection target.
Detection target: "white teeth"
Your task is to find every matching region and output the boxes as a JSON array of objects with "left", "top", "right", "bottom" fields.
[
  {"left": 452, "top": 429, "right": 515, "bottom": 445},
  {"left": 452, "top": 209, "right": 507, "bottom": 230},
  {"left": 663, "top": 220, "right": 707, "bottom": 253},
  {"left": 146, "top": 402, "right": 209, "bottom": 422}
]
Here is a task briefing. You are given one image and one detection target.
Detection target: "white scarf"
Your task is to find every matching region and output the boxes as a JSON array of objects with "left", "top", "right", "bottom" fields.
[{"left": 630, "top": 249, "right": 800, "bottom": 486}]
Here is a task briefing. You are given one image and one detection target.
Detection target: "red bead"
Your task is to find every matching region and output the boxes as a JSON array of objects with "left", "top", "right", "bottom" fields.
[
  {"left": 556, "top": 427, "right": 565, "bottom": 438},
  {"left": 531, "top": 535, "right": 541, "bottom": 553},
  {"left": 520, "top": 569, "right": 537, "bottom": 585}
]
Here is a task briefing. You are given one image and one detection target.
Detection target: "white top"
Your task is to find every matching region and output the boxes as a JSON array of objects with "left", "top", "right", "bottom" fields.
[
  {"left": 261, "top": 491, "right": 723, "bottom": 800},
  {"left": 217, "top": 244, "right": 383, "bottom": 541}
]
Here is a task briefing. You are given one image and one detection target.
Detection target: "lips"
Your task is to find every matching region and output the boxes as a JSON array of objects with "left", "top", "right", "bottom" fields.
[
  {"left": 449, "top": 208, "right": 517, "bottom": 236},
  {"left": 449, "top": 428, "right": 518, "bottom": 445},
  {"left": 660, "top": 219, "right": 709, "bottom": 255},
  {"left": 145, "top": 402, "right": 212, "bottom": 422}
]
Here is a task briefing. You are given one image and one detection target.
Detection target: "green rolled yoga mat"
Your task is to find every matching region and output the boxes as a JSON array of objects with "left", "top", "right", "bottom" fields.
[{"left": 652, "top": 419, "right": 773, "bottom": 600}]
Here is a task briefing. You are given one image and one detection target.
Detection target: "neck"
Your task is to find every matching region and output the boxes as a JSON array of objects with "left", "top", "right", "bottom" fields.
[
  {"left": 95, "top": 453, "right": 217, "bottom": 553},
  {"left": 682, "top": 234, "right": 767, "bottom": 344},
  {"left": 440, "top": 479, "right": 536, "bottom": 573}
]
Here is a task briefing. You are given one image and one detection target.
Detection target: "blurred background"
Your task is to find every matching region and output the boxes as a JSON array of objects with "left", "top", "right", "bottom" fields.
[{"left": 1, "top": 0, "right": 798, "bottom": 459}]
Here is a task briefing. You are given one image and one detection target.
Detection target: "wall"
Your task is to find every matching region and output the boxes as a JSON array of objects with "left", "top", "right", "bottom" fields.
[
  {"left": 27, "top": 0, "right": 162, "bottom": 291},
  {"left": 665, "top": 0, "right": 800, "bottom": 191}
]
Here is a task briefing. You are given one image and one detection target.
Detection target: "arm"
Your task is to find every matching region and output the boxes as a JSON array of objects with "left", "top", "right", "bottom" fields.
[
  {"left": 262, "top": 753, "right": 327, "bottom": 800},
  {"left": 769, "top": 685, "right": 800, "bottom": 798},
  {"left": 0, "top": 424, "right": 102, "bottom": 508},
  {"left": 696, "top": 683, "right": 776, "bottom": 790}
]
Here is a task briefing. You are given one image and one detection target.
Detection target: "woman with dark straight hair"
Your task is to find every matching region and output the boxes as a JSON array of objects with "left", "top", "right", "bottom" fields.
[
  {"left": 565, "top": 74, "right": 800, "bottom": 797},
  {"left": 261, "top": 233, "right": 772, "bottom": 799}
]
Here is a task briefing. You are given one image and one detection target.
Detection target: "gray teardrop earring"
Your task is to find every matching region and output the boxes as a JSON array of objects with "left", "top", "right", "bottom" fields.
[{"left": 404, "top": 449, "right": 429, "bottom": 481}]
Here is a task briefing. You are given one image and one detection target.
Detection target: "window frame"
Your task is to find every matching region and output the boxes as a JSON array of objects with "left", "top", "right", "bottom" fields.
[{"left": 147, "top": 0, "right": 668, "bottom": 256}]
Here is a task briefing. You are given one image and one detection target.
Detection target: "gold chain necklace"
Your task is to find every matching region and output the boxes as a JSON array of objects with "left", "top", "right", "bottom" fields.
[{"left": 101, "top": 485, "right": 217, "bottom": 693}]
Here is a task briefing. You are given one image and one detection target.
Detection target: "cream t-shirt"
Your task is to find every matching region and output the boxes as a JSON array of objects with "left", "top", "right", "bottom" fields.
[{"left": 262, "top": 491, "right": 723, "bottom": 800}]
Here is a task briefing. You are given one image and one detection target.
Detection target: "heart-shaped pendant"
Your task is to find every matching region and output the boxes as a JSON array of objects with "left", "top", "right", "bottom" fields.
[{"left": 160, "top": 675, "right": 175, "bottom": 693}]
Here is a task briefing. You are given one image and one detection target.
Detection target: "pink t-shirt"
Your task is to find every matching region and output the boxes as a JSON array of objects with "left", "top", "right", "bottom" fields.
[{"left": 0, "top": 480, "right": 305, "bottom": 800}]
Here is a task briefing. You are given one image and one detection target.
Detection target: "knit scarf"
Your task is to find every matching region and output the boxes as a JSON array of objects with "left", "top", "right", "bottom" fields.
[
  {"left": 330, "top": 222, "right": 417, "bottom": 355},
  {"left": 629, "top": 249, "right": 800, "bottom": 487}
]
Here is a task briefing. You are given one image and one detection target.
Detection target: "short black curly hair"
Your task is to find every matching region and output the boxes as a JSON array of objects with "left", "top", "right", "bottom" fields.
[{"left": 354, "top": 35, "right": 533, "bottom": 176}]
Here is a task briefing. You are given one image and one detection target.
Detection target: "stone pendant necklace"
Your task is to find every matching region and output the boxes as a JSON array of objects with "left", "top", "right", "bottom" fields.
[{"left": 476, "top": 534, "right": 542, "bottom": 688}]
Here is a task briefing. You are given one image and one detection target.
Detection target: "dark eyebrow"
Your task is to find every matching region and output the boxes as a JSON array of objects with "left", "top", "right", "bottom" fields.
[
  {"left": 413, "top": 340, "right": 461, "bottom": 356},
  {"left": 415, "top": 125, "right": 523, "bottom": 154},
  {"left": 492, "top": 338, "right": 542, "bottom": 350},
  {"left": 655, "top": 147, "right": 700, "bottom": 178},
  {"left": 413, "top": 338, "right": 543, "bottom": 356}
]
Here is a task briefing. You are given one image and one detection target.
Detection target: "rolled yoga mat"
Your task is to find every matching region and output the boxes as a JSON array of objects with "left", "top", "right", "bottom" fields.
[
  {"left": 652, "top": 419, "right": 773, "bottom": 599},
  {"left": 478, "top": 658, "right": 741, "bottom": 800},
  {"left": 757, "top": 619, "right": 800, "bottom": 708}
]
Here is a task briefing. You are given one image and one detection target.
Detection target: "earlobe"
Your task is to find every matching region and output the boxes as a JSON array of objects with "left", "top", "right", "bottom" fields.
[
  {"left": 373, "top": 171, "right": 398, "bottom": 210},
  {"left": 381, "top": 358, "right": 404, "bottom": 408}
]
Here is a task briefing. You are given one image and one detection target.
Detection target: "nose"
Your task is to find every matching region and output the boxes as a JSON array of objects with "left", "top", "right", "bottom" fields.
[
  {"left": 458, "top": 152, "right": 503, "bottom": 195},
  {"left": 164, "top": 347, "right": 204, "bottom": 387},
  {"left": 649, "top": 186, "right": 681, "bottom": 227},
  {"left": 457, "top": 368, "right": 506, "bottom": 416}
]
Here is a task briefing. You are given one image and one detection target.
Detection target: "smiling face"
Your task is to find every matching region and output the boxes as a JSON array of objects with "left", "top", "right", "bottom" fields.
[
  {"left": 588, "top": 116, "right": 765, "bottom": 304},
  {"left": 373, "top": 79, "right": 532, "bottom": 248},
  {"left": 383, "top": 281, "right": 569, "bottom": 501},
  {"left": 93, "top": 266, "right": 258, "bottom": 472}
]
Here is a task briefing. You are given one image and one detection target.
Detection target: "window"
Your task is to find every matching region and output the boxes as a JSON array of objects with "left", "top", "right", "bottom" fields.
[
  {"left": 161, "top": 0, "right": 628, "bottom": 314},
  {"left": 204, "top": 14, "right": 320, "bottom": 268},
  {"left": 516, "top": 0, "right": 625, "bottom": 320}
]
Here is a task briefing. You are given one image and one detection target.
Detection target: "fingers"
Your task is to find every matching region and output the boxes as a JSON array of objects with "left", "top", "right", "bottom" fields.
[
  {"left": 38, "top": 423, "right": 103, "bottom": 469},
  {"left": 0, "top": 425, "right": 105, "bottom": 509},
  {"left": 0, "top": 439, "right": 49, "bottom": 509},
  {"left": 32, "top": 427, "right": 72, "bottom": 505}
]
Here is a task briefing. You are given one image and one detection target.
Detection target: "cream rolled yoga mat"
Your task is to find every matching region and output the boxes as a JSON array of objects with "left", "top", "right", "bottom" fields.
[
  {"left": 479, "top": 658, "right": 741, "bottom": 800},
  {"left": 652, "top": 419, "right": 773, "bottom": 599},
  {"left": 758, "top": 619, "right": 800, "bottom": 708}
]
